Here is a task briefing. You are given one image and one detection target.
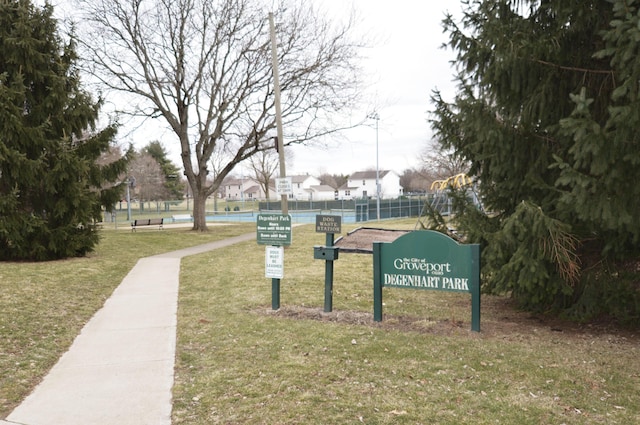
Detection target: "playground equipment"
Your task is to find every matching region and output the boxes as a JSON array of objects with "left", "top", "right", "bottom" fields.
[
  {"left": 430, "top": 173, "right": 473, "bottom": 192},
  {"left": 415, "top": 173, "right": 483, "bottom": 230}
]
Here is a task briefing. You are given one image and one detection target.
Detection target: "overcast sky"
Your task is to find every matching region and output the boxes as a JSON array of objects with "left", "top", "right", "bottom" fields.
[
  {"left": 49, "top": 0, "right": 464, "bottom": 177},
  {"left": 286, "top": 0, "right": 463, "bottom": 176}
]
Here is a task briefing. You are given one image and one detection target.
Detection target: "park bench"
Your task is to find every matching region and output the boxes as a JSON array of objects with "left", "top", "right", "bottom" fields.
[
  {"left": 171, "top": 214, "right": 193, "bottom": 223},
  {"left": 131, "top": 218, "right": 164, "bottom": 232}
]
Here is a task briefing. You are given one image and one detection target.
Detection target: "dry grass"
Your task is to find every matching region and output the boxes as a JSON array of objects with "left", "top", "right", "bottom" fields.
[
  {"left": 173, "top": 222, "right": 640, "bottom": 425},
  {"left": 1, "top": 219, "right": 638, "bottom": 424},
  {"left": 0, "top": 223, "right": 254, "bottom": 417}
]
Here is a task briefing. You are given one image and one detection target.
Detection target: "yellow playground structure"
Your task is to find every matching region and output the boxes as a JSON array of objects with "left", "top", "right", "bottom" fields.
[
  {"left": 416, "top": 173, "right": 482, "bottom": 231},
  {"left": 429, "top": 173, "right": 473, "bottom": 191}
]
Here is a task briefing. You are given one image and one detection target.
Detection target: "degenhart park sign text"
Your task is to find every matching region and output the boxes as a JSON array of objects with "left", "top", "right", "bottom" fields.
[
  {"left": 373, "top": 230, "right": 481, "bottom": 332},
  {"left": 384, "top": 258, "right": 471, "bottom": 291}
]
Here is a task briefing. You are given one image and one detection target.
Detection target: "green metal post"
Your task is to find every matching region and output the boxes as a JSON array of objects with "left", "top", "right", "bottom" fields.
[
  {"left": 272, "top": 278, "right": 280, "bottom": 310},
  {"left": 323, "top": 233, "right": 334, "bottom": 312},
  {"left": 470, "top": 244, "right": 481, "bottom": 332},
  {"left": 373, "top": 242, "right": 383, "bottom": 321}
]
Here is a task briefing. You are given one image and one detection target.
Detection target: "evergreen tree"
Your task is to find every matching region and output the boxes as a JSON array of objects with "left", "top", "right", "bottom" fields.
[
  {"left": 0, "top": 0, "right": 131, "bottom": 261},
  {"left": 142, "top": 141, "right": 184, "bottom": 200},
  {"left": 431, "top": 0, "right": 640, "bottom": 321}
]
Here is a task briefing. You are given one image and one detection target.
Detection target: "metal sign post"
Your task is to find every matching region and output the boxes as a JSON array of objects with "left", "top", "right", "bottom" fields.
[
  {"left": 257, "top": 213, "right": 291, "bottom": 310},
  {"left": 314, "top": 215, "right": 342, "bottom": 312}
]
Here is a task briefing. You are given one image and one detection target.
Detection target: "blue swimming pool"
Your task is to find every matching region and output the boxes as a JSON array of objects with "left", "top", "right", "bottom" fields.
[{"left": 205, "top": 210, "right": 359, "bottom": 224}]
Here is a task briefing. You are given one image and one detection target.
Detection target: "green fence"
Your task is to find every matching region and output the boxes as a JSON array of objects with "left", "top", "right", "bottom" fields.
[{"left": 259, "top": 197, "right": 426, "bottom": 222}]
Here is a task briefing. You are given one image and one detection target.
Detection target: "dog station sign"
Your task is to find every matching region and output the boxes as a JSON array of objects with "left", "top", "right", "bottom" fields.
[
  {"left": 315, "top": 214, "right": 341, "bottom": 234},
  {"left": 373, "top": 230, "right": 481, "bottom": 331}
]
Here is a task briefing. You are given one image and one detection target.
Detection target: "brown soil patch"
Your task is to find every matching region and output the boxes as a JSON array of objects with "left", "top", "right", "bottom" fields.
[{"left": 258, "top": 297, "right": 639, "bottom": 343}]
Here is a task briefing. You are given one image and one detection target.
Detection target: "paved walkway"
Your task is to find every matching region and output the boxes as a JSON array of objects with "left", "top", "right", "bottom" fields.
[{"left": 2, "top": 232, "right": 255, "bottom": 425}]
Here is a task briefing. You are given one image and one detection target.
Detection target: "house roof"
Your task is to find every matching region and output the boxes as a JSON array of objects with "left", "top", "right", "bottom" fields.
[
  {"left": 309, "top": 184, "right": 337, "bottom": 192},
  {"left": 223, "top": 177, "right": 256, "bottom": 186},
  {"left": 244, "top": 185, "right": 261, "bottom": 194},
  {"left": 350, "top": 170, "right": 392, "bottom": 180},
  {"left": 290, "top": 174, "right": 317, "bottom": 183}
]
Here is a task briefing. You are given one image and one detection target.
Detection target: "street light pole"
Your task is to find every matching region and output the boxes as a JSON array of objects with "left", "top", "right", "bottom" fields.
[
  {"left": 369, "top": 112, "right": 381, "bottom": 221},
  {"left": 126, "top": 179, "right": 131, "bottom": 221},
  {"left": 125, "top": 176, "right": 135, "bottom": 221}
]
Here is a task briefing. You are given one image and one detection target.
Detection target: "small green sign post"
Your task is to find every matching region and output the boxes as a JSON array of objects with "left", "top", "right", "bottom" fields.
[
  {"left": 314, "top": 215, "right": 341, "bottom": 312},
  {"left": 373, "top": 230, "right": 481, "bottom": 332},
  {"left": 257, "top": 213, "right": 292, "bottom": 310}
]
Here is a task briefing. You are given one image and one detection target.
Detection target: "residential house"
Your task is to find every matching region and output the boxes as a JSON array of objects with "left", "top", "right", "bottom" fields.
[
  {"left": 337, "top": 170, "right": 403, "bottom": 200},
  {"left": 222, "top": 177, "right": 277, "bottom": 201},
  {"left": 335, "top": 181, "right": 360, "bottom": 201},
  {"left": 288, "top": 175, "right": 322, "bottom": 200},
  {"left": 307, "top": 184, "right": 338, "bottom": 201}
]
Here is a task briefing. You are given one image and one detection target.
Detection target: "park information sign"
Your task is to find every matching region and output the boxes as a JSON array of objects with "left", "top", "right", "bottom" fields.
[
  {"left": 256, "top": 213, "right": 292, "bottom": 246},
  {"left": 373, "top": 230, "right": 481, "bottom": 332}
]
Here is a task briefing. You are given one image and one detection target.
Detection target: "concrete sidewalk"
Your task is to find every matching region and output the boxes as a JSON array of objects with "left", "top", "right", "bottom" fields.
[{"left": 2, "top": 232, "right": 255, "bottom": 425}]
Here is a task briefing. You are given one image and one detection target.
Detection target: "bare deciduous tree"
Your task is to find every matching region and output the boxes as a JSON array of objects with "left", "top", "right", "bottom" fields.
[
  {"left": 399, "top": 168, "right": 431, "bottom": 193},
  {"left": 128, "top": 152, "right": 168, "bottom": 206},
  {"left": 419, "top": 141, "right": 470, "bottom": 185},
  {"left": 75, "top": 0, "right": 362, "bottom": 230},
  {"left": 247, "top": 145, "right": 293, "bottom": 199}
]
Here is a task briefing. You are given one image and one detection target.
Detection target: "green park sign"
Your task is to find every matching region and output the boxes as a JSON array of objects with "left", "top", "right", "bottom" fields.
[
  {"left": 256, "top": 213, "right": 292, "bottom": 246},
  {"left": 373, "top": 230, "right": 481, "bottom": 332}
]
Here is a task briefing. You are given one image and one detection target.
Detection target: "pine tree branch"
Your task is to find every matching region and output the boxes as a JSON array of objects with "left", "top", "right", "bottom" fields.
[{"left": 534, "top": 59, "right": 614, "bottom": 76}]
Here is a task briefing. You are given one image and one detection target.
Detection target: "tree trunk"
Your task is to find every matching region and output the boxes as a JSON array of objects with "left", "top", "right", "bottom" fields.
[{"left": 192, "top": 189, "right": 208, "bottom": 231}]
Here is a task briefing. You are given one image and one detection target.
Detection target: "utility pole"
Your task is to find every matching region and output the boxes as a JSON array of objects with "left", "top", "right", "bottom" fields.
[
  {"left": 268, "top": 12, "right": 287, "bottom": 311},
  {"left": 269, "top": 12, "right": 288, "bottom": 216},
  {"left": 375, "top": 114, "right": 380, "bottom": 221}
]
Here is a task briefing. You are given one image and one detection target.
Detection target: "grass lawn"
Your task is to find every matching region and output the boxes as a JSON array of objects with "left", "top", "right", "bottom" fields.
[
  {"left": 172, "top": 221, "right": 640, "bottom": 424},
  {"left": 1, "top": 219, "right": 638, "bottom": 424},
  {"left": 0, "top": 222, "right": 255, "bottom": 417}
]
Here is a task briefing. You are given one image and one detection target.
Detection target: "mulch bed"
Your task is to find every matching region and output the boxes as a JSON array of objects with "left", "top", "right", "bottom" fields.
[{"left": 333, "top": 227, "right": 410, "bottom": 253}]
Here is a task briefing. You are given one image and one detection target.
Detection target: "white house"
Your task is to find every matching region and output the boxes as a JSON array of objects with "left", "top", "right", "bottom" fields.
[
  {"left": 337, "top": 170, "right": 403, "bottom": 200},
  {"left": 307, "top": 184, "right": 338, "bottom": 201},
  {"left": 335, "top": 182, "right": 359, "bottom": 200},
  {"left": 222, "top": 177, "right": 278, "bottom": 201},
  {"left": 288, "top": 175, "right": 322, "bottom": 200},
  {"left": 223, "top": 174, "right": 333, "bottom": 201}
]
